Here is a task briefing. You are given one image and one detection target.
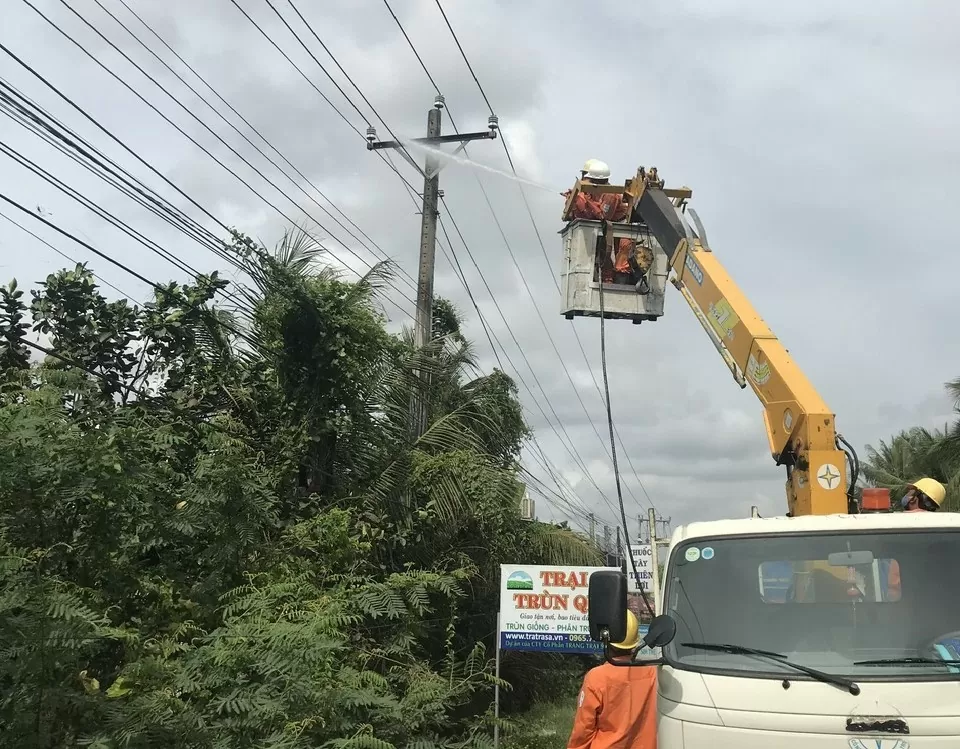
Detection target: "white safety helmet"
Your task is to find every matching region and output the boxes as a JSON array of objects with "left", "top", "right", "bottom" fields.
[{"left": 581, "top": 159, "right": 610, "bottom": 181}]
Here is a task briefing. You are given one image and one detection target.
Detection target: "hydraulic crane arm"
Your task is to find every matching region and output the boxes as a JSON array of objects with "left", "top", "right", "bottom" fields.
[{"left": 626, "top": 169, "right": 853, "bottom": 517}]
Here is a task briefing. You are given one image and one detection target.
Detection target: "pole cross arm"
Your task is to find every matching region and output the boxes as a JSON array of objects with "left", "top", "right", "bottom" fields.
[
  {"left": 368, "top": 130, "right": 497, "bottom": 178},
  {"left": 367, "top": 129, "right": 497, "bottom": 151}
]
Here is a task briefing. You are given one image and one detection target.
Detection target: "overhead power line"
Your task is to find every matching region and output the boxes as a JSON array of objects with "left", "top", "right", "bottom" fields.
[
  {"left": 112, "top": 0, "right": 403, "bottom": 292},
  {"left": 0, "top": 209, "right": 135, "bottom": 302},
  {"left": 22, "top": 0, "right": 410, "bottom": 308},
  {"left": 426, "top": 1, "right": 659, "bottom": 513},
  {"left": 91, "top": 0, "right": 419, "bottom": 297},
  {"left": 379, "top": 6, "right": 636, "bottom": 516}
]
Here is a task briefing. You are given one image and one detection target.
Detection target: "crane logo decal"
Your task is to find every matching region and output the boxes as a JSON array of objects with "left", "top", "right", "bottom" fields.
[
  {"left": 746, "top": 354, "right": 771, "bottom": 386},
  {"left": 707, "top": 298, "right": 739, "bottom": 341},
  {"left": 817, "top": 463, "right": 842, "bottom": 490},
  {"left": 684, "top": 253, "right": 704, "bottom": 285}
]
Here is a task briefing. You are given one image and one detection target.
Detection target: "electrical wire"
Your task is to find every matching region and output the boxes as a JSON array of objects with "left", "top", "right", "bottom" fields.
[
  {"left": 0, "top": 209, "right": 135, "bottom": 302},
  {"left": 91, "top": 0, "right": 419, "bottom": 296},
  {"left": 24, "top": 0, "right": 410, "bottom": 304},
  {"left": 377, "top": 6, "right": 649, "bottom": 516},
  {"left": 0, "top": 98, "right": 232, "bottom": 282},
  {"left": 0, "top": 43, "right": 233, "bottom": 242},
  {"left": 239, "top": 2, "right": 619, "bottom": 516},
  {"left": 111, "top": 0, "right": 406, "bottom": 293},
  {"left": 277, "top": 0, "right": 421, "bottom": 175},
  {"left": 0, "top": 140, "right": 234, "bottom": 301},
  {"left": 0, "top": 191, "right": 291, "bottom": 365},
  {"left": 598, "top": 247, "right": 652, "bottom": 611},
  {"left": 220, "top": 0, "right": 425, "bottom": 200},
  {"left": 0, "top": 78, "right": 239, "bottom": 274},
  {"left": 422, "top": 3, "right": 659, "bottom": 513}
]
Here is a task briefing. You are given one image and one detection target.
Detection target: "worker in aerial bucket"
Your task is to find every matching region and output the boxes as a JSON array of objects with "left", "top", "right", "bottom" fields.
[
  {"left": 563, "top": 159, "right": 629, "bottom": 223},
  {"left": 901, "top": 477, "right": 946, "bottom": 512},
  {"left": 566, "top": 609, "right": 657, "bottom": 749}
]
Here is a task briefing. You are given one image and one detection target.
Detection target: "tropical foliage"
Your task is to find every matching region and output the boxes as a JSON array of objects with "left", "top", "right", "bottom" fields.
[
  {"left": 0, "top": 229, "right": 599, "bottom": 748},
  {"left": 861, "top": 379, "right": 960, "bottom": 510}
]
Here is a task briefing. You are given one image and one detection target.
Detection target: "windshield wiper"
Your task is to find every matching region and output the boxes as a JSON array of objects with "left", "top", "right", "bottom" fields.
[
  {"left": 854, "top": 657, "right": 960, "bottom": 666},
  {"left": 681, "top": 641, "right": 861, "bottom": 695}
]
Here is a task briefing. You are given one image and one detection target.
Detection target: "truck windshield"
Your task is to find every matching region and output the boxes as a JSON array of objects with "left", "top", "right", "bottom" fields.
[{"left": 662, "top": 530, "right": 960, "bottom": 681}]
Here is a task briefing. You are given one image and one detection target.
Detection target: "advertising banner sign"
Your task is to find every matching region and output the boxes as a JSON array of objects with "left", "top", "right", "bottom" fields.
[
  {"left": 627, "top": 544, "right": 655, "bottom": 593},
  {"left": 499, "top": 564, "right": 613, "bottom": 654}
]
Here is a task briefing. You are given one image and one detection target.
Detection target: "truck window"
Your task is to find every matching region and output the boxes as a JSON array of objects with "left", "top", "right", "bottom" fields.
[
  {"left": 662, "top": 530, "right": 960, "bottom": 680},
  {"left": 758, "top": 558, "right": 901, "bottom": 604}
]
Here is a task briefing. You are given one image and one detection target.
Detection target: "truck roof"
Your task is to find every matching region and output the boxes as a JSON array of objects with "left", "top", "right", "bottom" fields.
[{"left": 669, "top": 512, "right": 960, "bottom": 545}]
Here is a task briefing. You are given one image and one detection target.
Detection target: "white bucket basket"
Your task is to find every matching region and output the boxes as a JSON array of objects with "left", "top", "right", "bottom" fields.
[{"left": 559, "top": 219, "right": 669, "bottom": 323}]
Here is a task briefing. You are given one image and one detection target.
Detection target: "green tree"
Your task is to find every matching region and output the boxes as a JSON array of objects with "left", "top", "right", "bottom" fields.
[
  {"left": 861, "top": 380, "right": 960, "bottom": 511},
  {"left": 0, "top": 229, "right": 598, "bottom": 748}
]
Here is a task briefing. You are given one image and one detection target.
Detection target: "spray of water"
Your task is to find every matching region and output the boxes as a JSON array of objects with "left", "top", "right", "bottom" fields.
[{"left": 398, "top": 138, "right": 562, "bottom": 193}]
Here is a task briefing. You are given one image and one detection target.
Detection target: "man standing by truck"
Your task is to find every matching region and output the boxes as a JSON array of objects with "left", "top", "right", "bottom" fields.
[{"left": 567, "top": 610, "right": 657, "bottom": 749}]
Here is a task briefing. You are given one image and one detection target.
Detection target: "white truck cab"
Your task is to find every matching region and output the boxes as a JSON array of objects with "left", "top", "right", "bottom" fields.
[{"left": 589, "top": 512, "right": 960, "bottom": 748}]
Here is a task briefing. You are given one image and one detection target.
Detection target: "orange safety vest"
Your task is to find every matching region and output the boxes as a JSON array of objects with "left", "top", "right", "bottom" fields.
[
  {"left": 614, "top": 239, "right": 635, "bottom": 273},
  {"left": 570, "top": 192, "right": 629, "bottom": 222},
  {"left": 567, "top": 662, "right": 657, "bottom": 749},
  {"left": 884, "top": 508, "right": 925, "bottom": 601}
]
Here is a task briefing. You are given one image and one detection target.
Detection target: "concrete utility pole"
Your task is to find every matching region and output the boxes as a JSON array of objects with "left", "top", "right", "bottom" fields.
[{"left": 366, "top": 95, "right": 498, "bottom": 436}]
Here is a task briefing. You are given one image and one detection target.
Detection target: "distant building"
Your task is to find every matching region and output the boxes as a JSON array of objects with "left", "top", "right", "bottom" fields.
[{"left": 520, "top": 493, "right": 535, "bottom": 521}]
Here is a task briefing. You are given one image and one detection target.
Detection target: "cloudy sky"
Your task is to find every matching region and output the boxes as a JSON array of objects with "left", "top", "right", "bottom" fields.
[{"left": 3, "top": 0, "right": 959, "bottom": 542}]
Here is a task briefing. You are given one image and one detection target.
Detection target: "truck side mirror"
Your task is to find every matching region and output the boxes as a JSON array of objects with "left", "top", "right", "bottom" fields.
[
  {"left": 588, "top": 570, "right": 628, "bottom": 644},
  {"left": 642, "top": 614, "right": 677, "bottom": 649}
]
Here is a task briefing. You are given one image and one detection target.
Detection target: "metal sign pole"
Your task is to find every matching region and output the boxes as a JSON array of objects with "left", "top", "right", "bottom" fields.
[{"left": 494, "top": 611, "right": 502, "bottom": 748}]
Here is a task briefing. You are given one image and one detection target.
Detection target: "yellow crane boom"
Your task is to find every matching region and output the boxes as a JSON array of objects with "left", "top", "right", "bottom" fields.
[{"left": 568, "top": 167, "right": 854, "bottom": 516}]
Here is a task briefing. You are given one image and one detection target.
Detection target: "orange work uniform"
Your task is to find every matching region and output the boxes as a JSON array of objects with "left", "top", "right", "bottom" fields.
[
  {"left": 884, "top": 506, "right": 928, "bottom": 600},
  {"left": 568, "top": 192, "right": 629, "bottom": 222},
  {"left": 567, "top": 662, "right": 657, "bottom": 749}
]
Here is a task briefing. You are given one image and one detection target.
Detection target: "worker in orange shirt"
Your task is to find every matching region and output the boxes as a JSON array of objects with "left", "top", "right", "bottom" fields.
[
  {"left": 567, "top": 610, "right": 657, "bottom": 749},
  {"left": 884, "top": 477, "right": 946, "bottom": 601}
]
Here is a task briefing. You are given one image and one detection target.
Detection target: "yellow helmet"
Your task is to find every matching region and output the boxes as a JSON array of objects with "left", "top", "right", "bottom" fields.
[
  {"left": 611, "top": 609, "right": 640, "bottom": 651},
  {"left": 910, "top": 477, "right": 946, "bottom": 507}
]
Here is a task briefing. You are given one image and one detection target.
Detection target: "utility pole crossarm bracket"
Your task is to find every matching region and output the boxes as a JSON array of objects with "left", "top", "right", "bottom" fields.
[
  {"left": 369, "top": 130, "right": 498, "bottom": 179},
  {"left": 366, "top": 130, "right": 497, "bottom": 151}
]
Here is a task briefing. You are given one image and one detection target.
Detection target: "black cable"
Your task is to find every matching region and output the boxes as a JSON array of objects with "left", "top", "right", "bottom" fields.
[
  {"left": 1, "top": 141, "right": 214, "bottom": 289},
  {"left": 432, "top": 0, "right": 494, "bottom": 116},
  {"left": 26, "top": 0, "right": 408, "bottom": 299},
  {"left": 0, "top": 209, "right": 135, "bottom": 302},
  {"left": 0, "top": 98, "right": 237, "bottom": 283},
  {"left": 221, "top": 0, "right": 425, "bottom": 201},
  {"left": 598, "top": 234, "right": 652, "bottom": 613},
  {"left": 381, "top": 0, "right": 442, "bottom": 94},
  {"left": 0, "top": 77, "right": 407, "bottom": 324},
  {"left": 413, "top": 7, "right": 658, "bottom": 513},
  {"left": 90, "top": 0, "right": 418, "bottom": 296},
  {"left": 465, "top": 177, "right": 644, "bottom": 513},
  {"left": 837, "top": 432, "right": 861, "bottom": 511},
  {"left": 0, "top": 191, "right": 281, "bottom": 364},
  {"left": 0, "top": 43, "right": 235, "bottom": 239},
  {"left": 439, "top": 201, "right": 619, "bottom": 513},
  {"left": 0, "top": 83, "right": 234, "bottom": 271},
  {"left": 112, "top": 0, "right": 409, "bottom": 291},
  {"left": 279, "top": 0, "right": 421, "bottom": 173},
  {"left": 436, "top": 217, "right": 501, "bottom": 370}
]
